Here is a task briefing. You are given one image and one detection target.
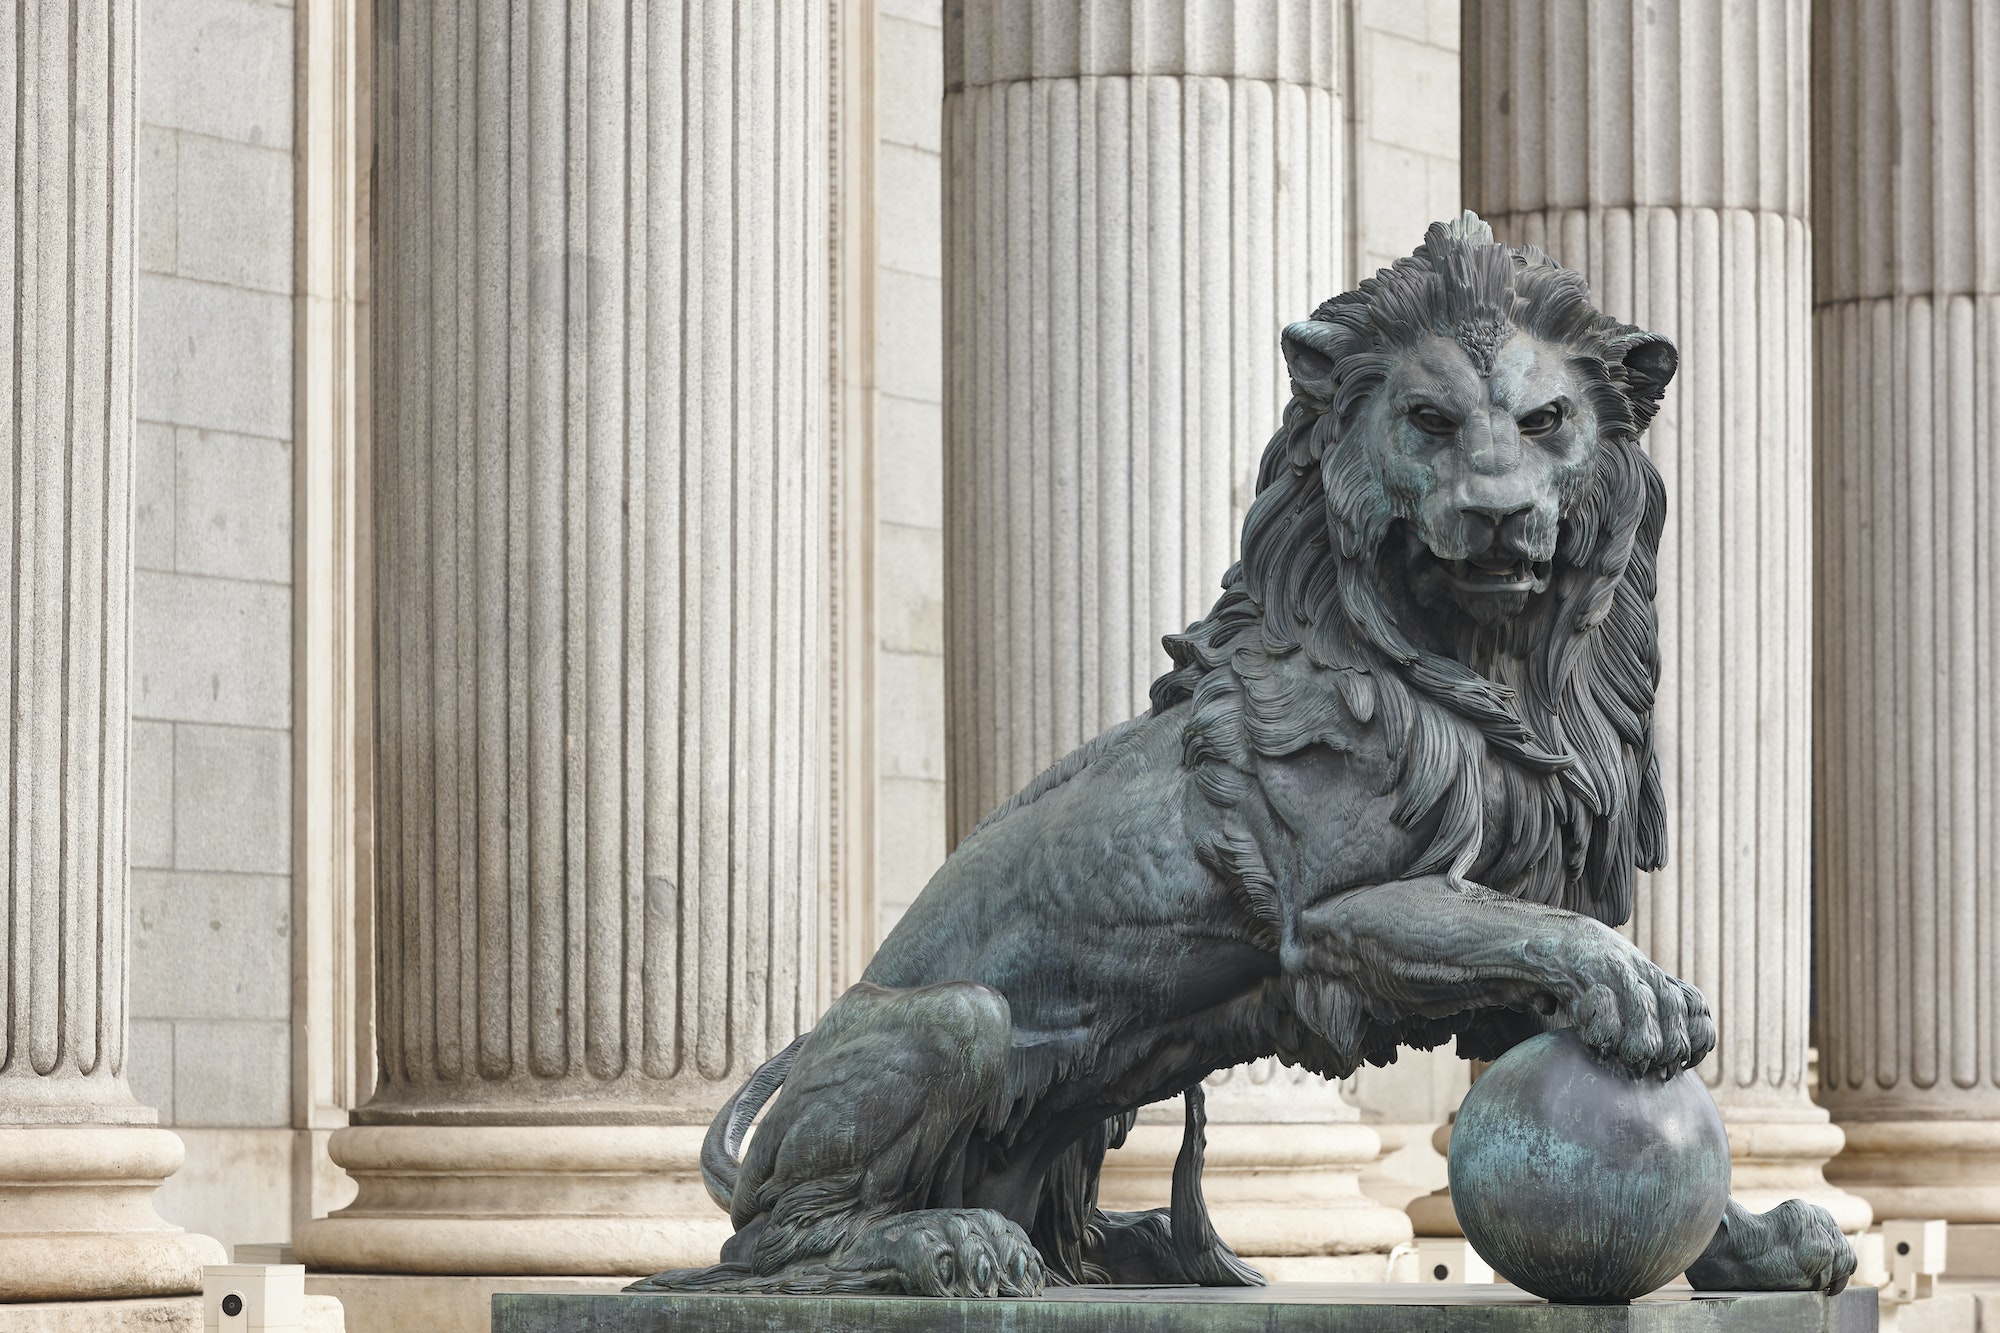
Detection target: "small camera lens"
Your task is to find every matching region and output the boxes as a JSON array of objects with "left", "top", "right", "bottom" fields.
[
  {"left": 221, "top": 1293, "right": 243, "bottom": 1317},
  {"left": 1897, "top": 1242, "right": 1912, "bottom": 1256},
  {"left": 1433, "top": 1264, "right": 1450, "bottom": 1280}
]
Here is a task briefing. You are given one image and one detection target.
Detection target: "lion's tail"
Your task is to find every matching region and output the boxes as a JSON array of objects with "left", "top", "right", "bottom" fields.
[{"left": 700, "top": 1032, "right": 808, "bottom": 1213}]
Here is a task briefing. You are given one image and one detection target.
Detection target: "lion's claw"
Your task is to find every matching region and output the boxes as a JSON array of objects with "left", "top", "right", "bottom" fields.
[{"left": 1549, "top": 922, "right": 1712, "bottom": 1079}]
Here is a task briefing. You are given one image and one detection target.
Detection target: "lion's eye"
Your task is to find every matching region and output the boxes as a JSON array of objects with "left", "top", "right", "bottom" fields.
[
  {"left": 1518, "top": 404, "right": 1564, "bottom": 436},
  {"left": 1408, "top": 405, "right": 1458, "bottom": 436}
]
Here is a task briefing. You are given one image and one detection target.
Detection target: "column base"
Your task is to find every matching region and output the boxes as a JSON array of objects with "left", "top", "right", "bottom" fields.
[
  {"left": 1405, "top": 1121, "right": 1461, "bottom": 1236},
  {"left": 1827, "top": 1121, "right": 2000, "bottom": 1230},
  {"left": 0, "top": 1125, "right": 227, "bottom": 1301},
  {"left": 304, "top": 1120, "right": 1413, "bottom": 1278},
  {"left": 1098, "top": 1121, "right": 1413, "bottom": 1261},
  {"left": 1405, "top": 1190, "right": 1462, "bottom": 1236},
  {"left": 1724, "top": 1112, "right": 1873, "bottom": 1235},
  {"left": 1359, "top": 1122, "right": 1450, "bottom": 1213},
  {"left": 294, "top": 1126, "right": 733, "bottom": 1276}
]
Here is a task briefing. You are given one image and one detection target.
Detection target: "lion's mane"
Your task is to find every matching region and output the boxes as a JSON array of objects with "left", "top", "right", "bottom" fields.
[{"left": 1152, "top": 215, "right": 1674, "bottom": 948}]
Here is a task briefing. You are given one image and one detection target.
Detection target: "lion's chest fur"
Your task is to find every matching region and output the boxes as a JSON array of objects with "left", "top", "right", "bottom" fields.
[
  {"left": 1178, "top": 633, "right": 1578, "bottom": 938},
  {"left": 1235, "top": 732, "right": 1440, "bottom": 892}
]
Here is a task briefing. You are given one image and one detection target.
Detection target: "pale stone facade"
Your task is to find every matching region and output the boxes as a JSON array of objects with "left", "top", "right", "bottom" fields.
[
  {"left": 129, "top": 0, "right": 304, "bottom": 1264},
  {"left": 862, "top": 0, "right": 951, "bottom": 949},
  {"left": 0, "top": 0, "right": 1993, "bottom": 1324}
]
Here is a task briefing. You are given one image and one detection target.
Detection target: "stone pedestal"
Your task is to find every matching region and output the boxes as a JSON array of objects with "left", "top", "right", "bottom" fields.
[
  {"left": 0, "top": 0, "right": 225, "bottom": 1303},
  {"left": 1812, "top": 0, "right": 2000, "bottom": 1267},
  {"left": 1462, "top": 0, "right": 1866, "bottom": 1235},
  {"left": 296, "top": 0, "right": 826, "bottom": 1275}
]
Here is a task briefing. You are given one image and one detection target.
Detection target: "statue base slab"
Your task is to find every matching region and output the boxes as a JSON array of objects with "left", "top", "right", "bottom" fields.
[{"left": 492, "top": 1283, "right": 1878, "bottom": 1332}]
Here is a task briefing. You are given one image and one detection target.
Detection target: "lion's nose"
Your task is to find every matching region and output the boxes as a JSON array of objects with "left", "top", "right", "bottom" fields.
[{"left": 1459, "top": 504, "right": 1534, "bottom": 558}]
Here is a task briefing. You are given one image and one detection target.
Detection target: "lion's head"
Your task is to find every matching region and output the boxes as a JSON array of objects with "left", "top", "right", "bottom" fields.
[
  {"left": 1278, "top": 213, "right": 1677, "bottom": 634},
  {"left": 1156, "top": 213, "right": 1677, "bottom": 928}
]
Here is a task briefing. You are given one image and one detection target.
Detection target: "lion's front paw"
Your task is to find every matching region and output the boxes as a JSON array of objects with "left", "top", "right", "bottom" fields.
[
  {"left": 1547, "top": 923, "right": 1714, "bottom": 1078},
  {"left": 1687, "top": 1199, "right": 1855, "bottom": 1295}
]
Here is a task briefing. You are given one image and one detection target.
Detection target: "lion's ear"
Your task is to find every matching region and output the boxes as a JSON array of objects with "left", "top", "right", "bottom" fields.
[
  {"left": 1282, "top": 320, "right": 1343, "bottom": 409},
  {"left": 1612, "top": 331, "right": 1677, "bottom": 428}
]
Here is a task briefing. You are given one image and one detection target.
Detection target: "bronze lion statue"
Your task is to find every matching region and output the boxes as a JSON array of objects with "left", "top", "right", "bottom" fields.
[{"left": 635, "top": 215, "right": 1854, "bottom": 1299}]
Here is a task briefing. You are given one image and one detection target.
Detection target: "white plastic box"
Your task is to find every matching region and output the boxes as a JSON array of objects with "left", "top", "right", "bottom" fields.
[
  {"left": 1882, "top": 1218, "right": 1947, "bottom": 1302},
  {"left": 202, "top": 1263, "right": 306, "bottom": 1332},
  {"left": 1417, "top": 1237, "right": 1496, "bottom": 1284}
]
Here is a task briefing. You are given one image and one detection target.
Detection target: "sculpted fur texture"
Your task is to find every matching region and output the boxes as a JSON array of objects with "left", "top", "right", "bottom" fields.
[{"left": 631, "top": 215, "right": 1854, "bottom": 1300}]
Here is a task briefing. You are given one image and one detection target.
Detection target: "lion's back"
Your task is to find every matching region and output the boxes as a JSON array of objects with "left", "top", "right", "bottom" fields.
[{"left": 862, "top": 710, "right": 1223, "bottom": 1004}]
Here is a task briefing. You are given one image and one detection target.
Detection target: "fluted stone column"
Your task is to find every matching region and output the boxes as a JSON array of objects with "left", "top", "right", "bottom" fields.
[
  {"left": 943, "top": 0, "right": 1345, "bottom": 836},
  {"left": 296, "top": 0, "right": 824, "bottom": 1275},
  {"left": 1813, "top": 0, "right": 2000, "bottom": 1269},
  {"left": 942, "top": 0, "right": 1411, "bottom": 1275},
  {"left": 1463, "top": 0, "right": 1867, "bottom": 1234},
  {"left": 0, "top": 0, "right": 227, "bottom": 1301}
]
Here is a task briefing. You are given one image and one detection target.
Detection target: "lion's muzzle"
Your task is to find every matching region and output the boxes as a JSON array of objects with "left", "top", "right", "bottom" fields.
[
  {"left": 1443, "top": 505, "right": 1551, "bottom": 594},
  {"left": 1459, "top": 504, "right": 1538, "bottom": 560}
]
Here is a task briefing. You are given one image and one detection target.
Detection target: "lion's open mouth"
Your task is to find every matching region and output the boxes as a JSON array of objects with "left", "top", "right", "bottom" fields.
[{"left": 1441, "top": 557, "right": 1551, "bottom": 596}]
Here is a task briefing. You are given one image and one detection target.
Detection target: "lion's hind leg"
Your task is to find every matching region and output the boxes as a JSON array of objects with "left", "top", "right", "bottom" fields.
[{"left": 629, "top": 980, "right": 1042, "bottom": 1297}]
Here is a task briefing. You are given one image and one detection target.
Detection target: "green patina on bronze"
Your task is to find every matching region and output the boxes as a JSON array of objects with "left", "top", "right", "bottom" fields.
[{"left": 1449, "top": 1029, "right": 1733, "bottom": 1303}]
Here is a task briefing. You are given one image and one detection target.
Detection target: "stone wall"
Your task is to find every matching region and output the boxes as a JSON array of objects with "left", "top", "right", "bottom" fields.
[
  {"left": 872, "top": 0, "right": 949, "bottom": 943},
  {"left": 1346, "top": 0, "right": 1460, "bottom": 281},
  {"left": 128, "top": 0, "right": 298, "bottom": 1259}
]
